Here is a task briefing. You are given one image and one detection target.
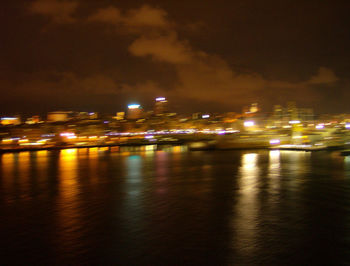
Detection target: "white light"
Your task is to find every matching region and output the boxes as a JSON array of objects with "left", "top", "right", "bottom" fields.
[
  {"left": 289, "top": 120, "right": 301, "bottom": 124},
  {"left": 128, "top": 104, "right": 140, "bottom": 109},
  {"left": 244, "top": 121, "right": 255, "bottom": 127},
  {"left": 202, "top": 114, "right": 210, "bottom": 119},
  {"left": 156, "top": 97, "right": 166, "bottom": 102},
  {"left": 60, "top": 132, "right": 75, "bottom": 137},
  {"left": 1, "top": 117, "right": 17, "bottom": 120},
  {"left": 346, "top": 124, "right": 350, "bottom": 129},
  {"left": 316, "top": 124, "right": 324, "bottom": 129},
  {"left": 269, "top": 139, "right": 280, "bottom": 145}
]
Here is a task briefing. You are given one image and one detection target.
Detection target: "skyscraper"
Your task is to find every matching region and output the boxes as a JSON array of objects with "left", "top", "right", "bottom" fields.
[
  {"left": 154, "top": 97, "right": 168, "bottom": 116},
  {"left": 127, "top": 104, "right": 143, "bottom": 120}
]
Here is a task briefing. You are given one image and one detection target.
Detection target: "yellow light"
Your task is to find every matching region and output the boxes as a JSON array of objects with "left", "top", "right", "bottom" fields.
[{"left": 37, "top": 139, "right": 49, "bottom": 143}]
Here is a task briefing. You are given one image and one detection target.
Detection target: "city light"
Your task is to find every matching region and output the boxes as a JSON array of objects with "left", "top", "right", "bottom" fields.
[
  {"left": 1, "top": 117, "right": 17, "bottom": 120},
  {"left": 60, "top": 132, "right": 75, "bottom": 137},
  {"left": 128, "top": 104, "right": 141, "bottom": 109},
  {"left": 244, "top": 121, "right": 255, "bottom": 127},
  {"left": 156, "top": 97, "right": 166, "bottom": 102},
  {"left": 270, "top": 139, "right": 280, "bottom": 145},
  {"left": 289, "top": 120, "right": 301, "bottom": 124},
  {"left": 1, "top": 98, "right": 350, "bottom": 152}
]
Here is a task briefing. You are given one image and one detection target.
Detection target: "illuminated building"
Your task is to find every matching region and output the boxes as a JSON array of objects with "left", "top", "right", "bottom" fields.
[
  {"left": 25, "top": 116, "right": 40, "bottom": 124},
  {"left": 154, "top": 97, "right": 168, "bottom": 116},
  {"left": 127, "top": 104, "right": 143, "bottom": 120},
  {"left": 88, "top": 112, "right": 98, "bottom": 119},
  {"left": 250, "top": 103, "right": 259, "bottom": 113},
  {"left": 1, "top": 116, "right": 21, "bottom": 125},
  {"left": 115, "top": 112, "right": 125, "bottom": 120},
  {"left": 47, "top": 111, "right": 72, "bottom": 122},
  {"left": 243, "top": 103, "right": 259, "bottom": 117}
]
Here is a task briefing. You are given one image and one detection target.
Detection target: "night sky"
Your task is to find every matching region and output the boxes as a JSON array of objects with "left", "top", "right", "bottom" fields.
[{"left": 1, "top": 0, "right": 350, "bottom": 116}]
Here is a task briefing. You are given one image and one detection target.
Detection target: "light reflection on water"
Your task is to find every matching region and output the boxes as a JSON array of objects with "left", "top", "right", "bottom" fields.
[
  {"left": 1, "top": 147, "right": 350, "bottom": 264},
  {"left": 234, "top": 153, "right": 259, "bottom": 256},
  {"left": 56, "top": 148, "right": 82, "bottom": 255}
]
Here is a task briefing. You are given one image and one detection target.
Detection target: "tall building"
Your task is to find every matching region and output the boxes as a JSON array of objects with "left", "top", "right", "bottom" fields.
[
  {"left": 250, "top": 103, "right": 259, "bottom": 113},
  {"left": 287, "top": 101, "right": 298, "bottom": 121},
  {"left": 299, "top": 108, "right": 314, "bottom": 122},
  {"left": 127, "top": 104, "right": 143, "bottom": 120},
  {"left": 273, "top": 105, "right": 283, "bottom": 120},
  {"left": 154, "top": 97, "right": 168, "bottom": 116},
  {"left": 243, "top": 103, "right": 259, "bottom": 117}
]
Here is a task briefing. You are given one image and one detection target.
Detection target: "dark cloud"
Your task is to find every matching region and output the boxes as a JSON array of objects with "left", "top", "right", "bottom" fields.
[
  {"left": 29, "top": 0, "right": 78, "bottom": 24},
  {"left": 87, "top": 5, "right": 170, "bottom": 31},
  {"left": 129, "top": 33, "right": 193, "bottom": 64},
  {"left": 1, "top": 0, "right": 349, "bottom": 115}
]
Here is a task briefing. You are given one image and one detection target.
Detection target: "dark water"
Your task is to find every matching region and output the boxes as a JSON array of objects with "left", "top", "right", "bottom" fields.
[{"left": 1, "top": 146, "right": 350, "bottom": 265}]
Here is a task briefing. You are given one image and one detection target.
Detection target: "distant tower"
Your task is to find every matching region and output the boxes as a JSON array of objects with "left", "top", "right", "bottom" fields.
[
  {"left": 287, "top": 101, "right": 298, "bottom": 120},
  {"left": 127, "top": 104, "right": 143, "bottom": 120},
  {"left": 250, "top": 103, "right": 259, "bottom": 113},
  {"left": 273, "top": 105, "right": 283, "bottom": 120},
  {"left": 154, "top": 97, "right": 168, "bottom": 116}
]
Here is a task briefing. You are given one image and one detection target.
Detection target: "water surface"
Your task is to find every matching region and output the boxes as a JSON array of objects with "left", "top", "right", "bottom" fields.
[{"left": 1, "top": 146, "right": 350, "bottom": 265}]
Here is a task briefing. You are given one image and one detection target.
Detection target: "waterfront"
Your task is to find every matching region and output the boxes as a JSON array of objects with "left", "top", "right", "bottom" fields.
[{"left": 1, "top": 147, "right": 350, "bottom": 264}]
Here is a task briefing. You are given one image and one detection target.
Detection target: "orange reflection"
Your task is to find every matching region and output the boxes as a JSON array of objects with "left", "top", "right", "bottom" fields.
[
  {"left": 18, "top": 152, "right": 30, "bottom": 180},
  {"left": 233, "top": 153, "right": 259, "bottom": 255},
  {"left": 0, "top": 153, "right": 15, "bottom": 191},
  {"left": 1, "top": 153, "right": 15, "bottom": 175},
  {"left": 56, "top": 148, "right": 82, "bottom": 250}
]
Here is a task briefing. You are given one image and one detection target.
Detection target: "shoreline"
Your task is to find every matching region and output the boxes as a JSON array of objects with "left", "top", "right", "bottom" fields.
[
  {"left": 0, "top": 141, "right": 346, "bottom": 154},
  {"left": 0, "top": 141, "right": 186, "bottom": 154}
]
